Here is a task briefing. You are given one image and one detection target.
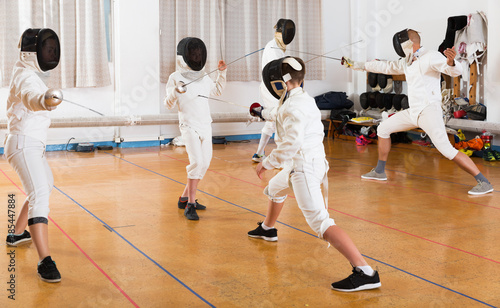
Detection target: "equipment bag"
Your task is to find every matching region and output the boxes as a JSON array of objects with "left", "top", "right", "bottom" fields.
[
  {"left": 464, "top": 103, "right": 486, "bottom": 121},
  {"left": 330, "top": 109, "right": 357, "bottom": 134},
  {"left": 314, "top": 91, "right": 354, "bottom": 110}
]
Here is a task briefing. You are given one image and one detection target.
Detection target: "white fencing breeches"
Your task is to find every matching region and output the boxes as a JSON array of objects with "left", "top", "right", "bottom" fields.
[
  {"left": 4, "top": 134, "right": 53, "bottom": 224},
  {"left": 377, "top": 104, "right": 459, "bottom": 160},
  {"left": 264, "top": 157, "right": 336, "bottom": 238},
  {"left": 180, "top": 124, "right": 212, "bottom": 180},
  {"left": 261, "top": 121, "right": 276, "bottom": 137}
]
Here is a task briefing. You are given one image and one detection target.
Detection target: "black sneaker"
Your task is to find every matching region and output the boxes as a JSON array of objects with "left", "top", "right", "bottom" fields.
[
  {"left": 184, "top": 203, "right": 199, "bottom": 220},
  {"left": 37, "top": 256, "right": 61, "bottom": 283},
  {"left": 331, "top": 267, "right": 381, "bottom": 292},
  {"left": 6, "top": 230, "right": 32, "bottom": 246},
  {"left": 178, "top": 198, "right": 206, "bottom": 210},
  {"left": 248, "top": 222, "right": 278, "bottom": 242}
]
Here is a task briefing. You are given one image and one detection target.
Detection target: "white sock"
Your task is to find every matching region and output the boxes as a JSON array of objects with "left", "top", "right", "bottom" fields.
[
  {"left": 261, "top": 222, "right": 273, "bottom": 230},
  {"left": 357, "top": 265, "right": 375, "bottom": 276},
  {"left": 256, "top": 134, "right": 271, "bottom": 156}
]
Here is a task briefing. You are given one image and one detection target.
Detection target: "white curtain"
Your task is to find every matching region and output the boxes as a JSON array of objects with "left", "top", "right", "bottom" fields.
[
  {"left": 0, "top": 0, "right": 111, "bottom": 88},
  {"left": 160, "top": 0, "right": 225, "bottom": 83},
  {"left": 159, "top": 0, "right": 324, "bottom": 82}
]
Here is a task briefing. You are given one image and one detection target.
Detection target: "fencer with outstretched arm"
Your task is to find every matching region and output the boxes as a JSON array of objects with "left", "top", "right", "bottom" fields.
[
  {"left": 5, "top": 28, "right": 63, "bottom": 282},
  {"left": 342, "top": 29, "right": 493, "bottom": 195}
]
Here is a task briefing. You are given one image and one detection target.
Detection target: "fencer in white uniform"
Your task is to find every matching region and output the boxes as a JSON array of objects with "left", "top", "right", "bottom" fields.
[
  {"left": 252, "top": 19, "right": 296, "bottom": 163},
  {"left": 343, "top": 29, "right": 493, "bottom": 195},
  {"left": 5, "top": 28, "right": 63, "bottom": 282},
  {"left": 164, "top": 37, "right": 227, "bottom": 220},
  {"left": 248, "top": 56, "right": 381, "bottom": 292}
]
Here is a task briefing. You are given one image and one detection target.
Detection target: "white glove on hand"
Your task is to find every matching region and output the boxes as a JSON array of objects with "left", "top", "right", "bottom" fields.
[
  {"left": 44, "top": 88, "right": 63, "bottom": 111},
  {"left": 341, "top": 57, "right": 365, "bottom": 71},
  {"left": 175, "top": 81, "right": 187, "bottom": 94}
]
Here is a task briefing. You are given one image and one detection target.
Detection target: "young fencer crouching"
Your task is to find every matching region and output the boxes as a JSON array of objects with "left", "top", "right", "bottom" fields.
[
  {"left": 164, "top": 37, "right": 227, "bottom": 220},
  {"left": 248, "top": 56, "right": 381, "bottom": 292},
  {"left": 5, "top": 28, "right": 63, "bottom": 282}
]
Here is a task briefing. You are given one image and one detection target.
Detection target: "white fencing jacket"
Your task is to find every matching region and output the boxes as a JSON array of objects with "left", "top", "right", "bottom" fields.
[
  {"left": 262, "top": 87, "right": 326, "bottom": 170},
  {"left": 7, "top": 60, "right": 51, "bottom": 144},
  {"left": 164, "top": 59, "right": 226, "bottom": 132},
  {"left": 364, "top": 47, "right": 463, "bottom": 119},
  {"left": 260, "top": 38, "right": 285, "bottom": 108}
]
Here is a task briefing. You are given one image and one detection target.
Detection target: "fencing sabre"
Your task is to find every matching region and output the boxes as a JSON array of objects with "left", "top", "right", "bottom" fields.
[
  {"left": 176, "top": 47, "right": 265, "bottom": 93},
  {"left": 304, "top": 40, "right": 364, "bottom": 63},
  {"left": 271, "top": 47, "right": 342, "bottom": 61},
  {"left": 217, "top": 0, "right": 224, "bottom": 61},
  {"left": 61, "top": 98, "right": 105, "bottom": 116},
  {"left": 197, "top": 95, "right": 249, "bottom": 109},
  {"left": 45, "top": 88, "right": 105, "bottom": 116}
]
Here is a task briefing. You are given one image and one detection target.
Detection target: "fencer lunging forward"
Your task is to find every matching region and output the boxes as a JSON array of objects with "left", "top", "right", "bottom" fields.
[
  {"left": 252, "top": 19, "right": 295, "bottom": 163},
  {"left": 248, "top": 56, "right": 381, "bottom": 292},
  {"left": 343, "top": 29, "right": 493, "bottom": 195},
  {"left": 5, "top": 28, "right": 63, "bottom": 282},
  {"left": 164, "top": 37, "right": 227, "bottom": 220}
]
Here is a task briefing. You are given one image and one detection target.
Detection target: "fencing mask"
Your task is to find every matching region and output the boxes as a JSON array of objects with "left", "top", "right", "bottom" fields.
[
  {"left": 19, "top": 28, "right": 60, "bottom": 72},
  {"left": 393, "top": 29, "right": 413, "bottom": 58},
  {"left": 177, "top": 37, "right": 207, "bottom": 71},
  {"left": 275, "top": 19, "right": 296, "bottom": 45},
  {"left": 262, "top": 56, "right": 303, "bottom": 100}
]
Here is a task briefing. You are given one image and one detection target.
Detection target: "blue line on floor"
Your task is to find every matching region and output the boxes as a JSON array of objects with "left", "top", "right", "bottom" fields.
[
  {"left": 105, "top": 151, "right": 496, "bottom": 307},
  {"left": 53, "top": 186, "right": 215, "bottom": 308}
]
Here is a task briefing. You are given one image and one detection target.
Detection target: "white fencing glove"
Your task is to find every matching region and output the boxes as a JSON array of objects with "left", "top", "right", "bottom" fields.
[
  {"left": 341, "top": 57, "right": 365, "bottom": 71},
  {"left": 44, "top": 88, "right": 63, "bottom": 111}
]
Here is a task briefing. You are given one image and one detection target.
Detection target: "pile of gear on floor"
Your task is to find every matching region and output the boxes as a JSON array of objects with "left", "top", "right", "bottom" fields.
[
  {"left": 442, "top": 93, "right": 487, "bottom": 122},
  {"left": 453, "top": 129, "right": 499, "bottom": 161}
]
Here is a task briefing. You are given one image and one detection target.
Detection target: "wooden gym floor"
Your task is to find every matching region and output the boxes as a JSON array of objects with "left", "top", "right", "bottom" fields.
[{"left": 1, "top": 138, "right": 499, "bottom": 307}]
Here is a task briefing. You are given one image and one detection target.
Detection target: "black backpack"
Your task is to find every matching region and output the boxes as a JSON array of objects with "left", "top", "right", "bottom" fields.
[{"left": 314, "top": 91, "right": 354, "bottom": 110}]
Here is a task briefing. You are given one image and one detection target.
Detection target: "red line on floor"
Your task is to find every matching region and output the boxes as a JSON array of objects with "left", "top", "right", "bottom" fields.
[
  {"left": 0, "top": 168, "right": 140, "bottom": 307},
  {"left": 330, "top": 168, "right": 500, "bottom": 210},
  {"left": 329, "top": 206, "right": 500, "bottom": 265}
]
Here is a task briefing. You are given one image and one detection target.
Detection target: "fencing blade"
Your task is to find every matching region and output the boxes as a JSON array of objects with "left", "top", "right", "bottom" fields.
[
  {"left": 304, "top": 40, "right": 364, "bottom": 63},
  {"left": 272, "top": 47, "right": 342, "bottom": 61},
  {"left": 197, "top": 95, "right": 249, "bottom": 109},
  {"left": 62, "top": 99, "right": 105, "bottom": 116},
  {"left": 182, "top": 47, "right": 265, "bottom": 88}
]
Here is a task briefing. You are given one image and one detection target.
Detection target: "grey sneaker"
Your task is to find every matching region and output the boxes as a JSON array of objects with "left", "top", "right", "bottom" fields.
[
  {"left": 468, "top": 181, "right": 494, "bottom": 195},
  {"left": 361, "top": 169, "right": 387, "bottom": 181}
]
